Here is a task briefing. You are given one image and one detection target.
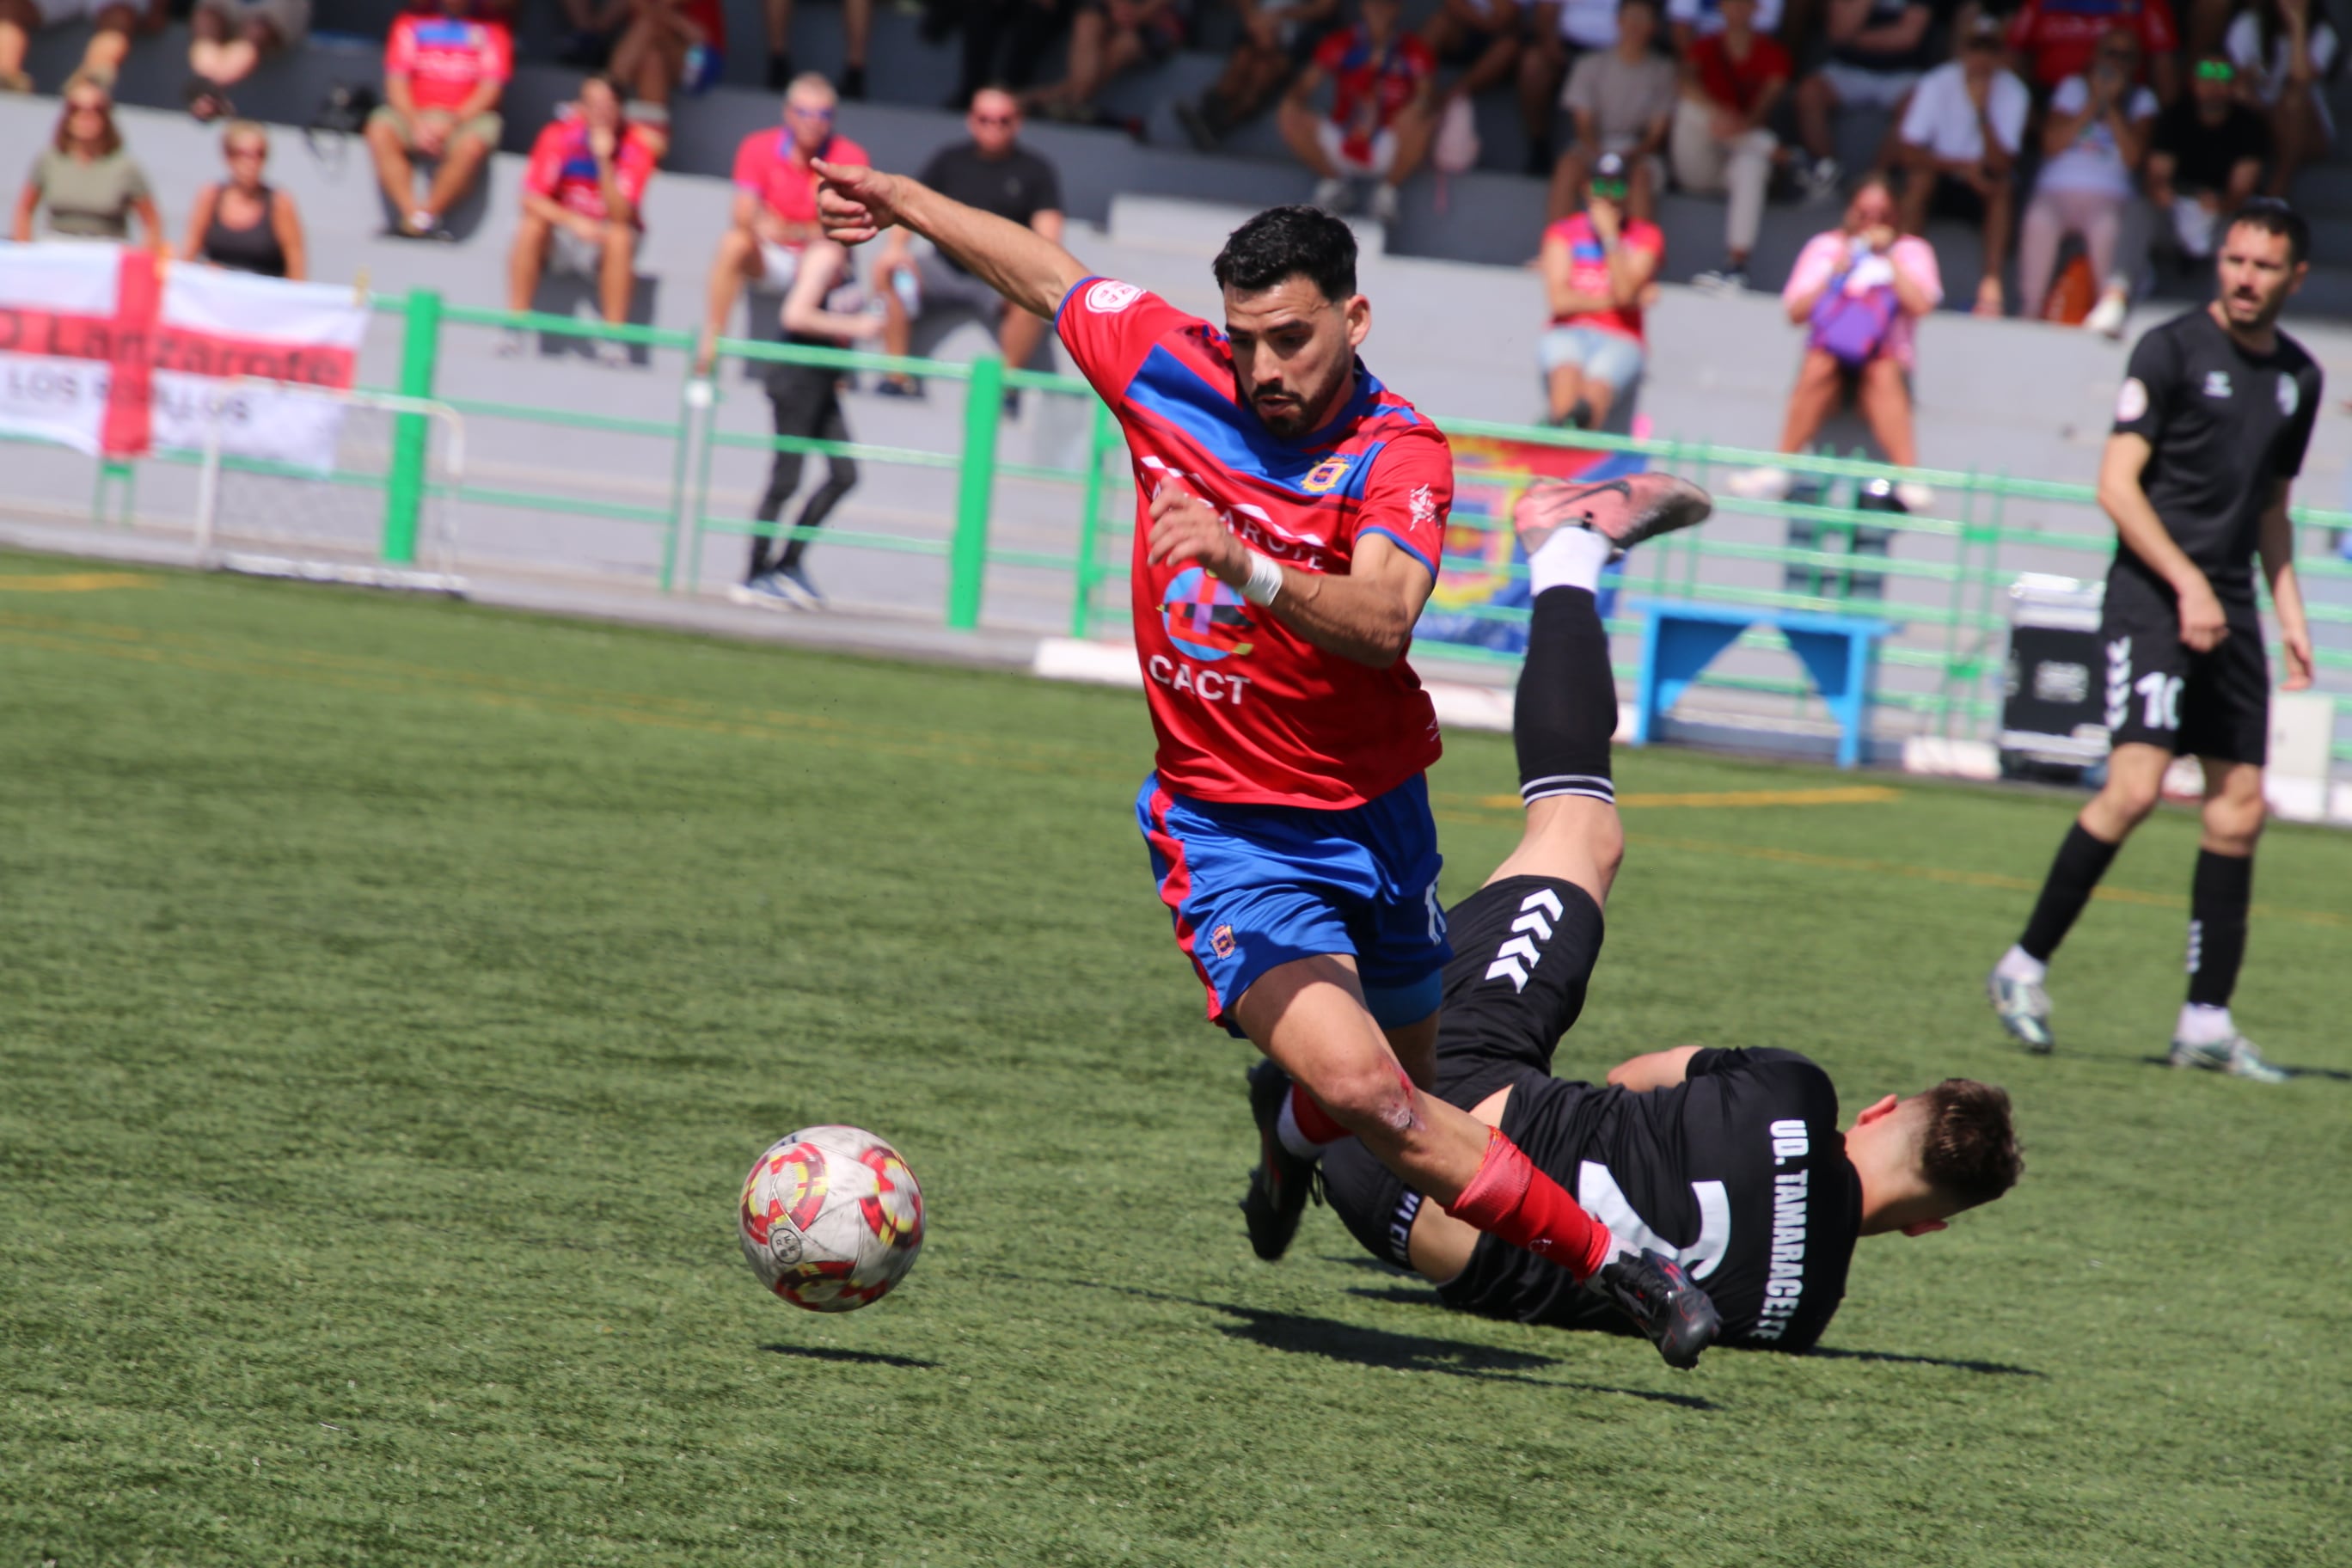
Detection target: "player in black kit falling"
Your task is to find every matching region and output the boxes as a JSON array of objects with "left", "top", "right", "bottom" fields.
[
  {"left": 1987, "top": 199, "right": 2322, "bottom": 1082},
  {"left": 1259, "top": 479, "right": 2023, "bottom": 1355}
]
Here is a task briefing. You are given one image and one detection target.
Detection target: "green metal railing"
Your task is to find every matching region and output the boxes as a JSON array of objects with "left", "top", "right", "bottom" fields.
[{"left": 40, "top": 286, "right": 2352, "bottom": 760}]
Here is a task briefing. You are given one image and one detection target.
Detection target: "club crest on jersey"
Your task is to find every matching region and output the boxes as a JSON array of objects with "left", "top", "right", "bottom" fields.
[
  {"left": 1160, "top": 566, "right": 1257, "bottom": 662},
  {"left": 1301, "top": 456, "right": 1351, "bottom": 494},
  {"left": 2278, "top": 375, "right": 2300, "bottom": 418},
  {"left": 2203, "top": 370, "right": 2233, "bottom": 400},
  {"left": 1211, "top": 924, "right": 1236, "bottom": 959},
  {"left": 1086, "top": 279, "right": 1142, "bottom": 314}
]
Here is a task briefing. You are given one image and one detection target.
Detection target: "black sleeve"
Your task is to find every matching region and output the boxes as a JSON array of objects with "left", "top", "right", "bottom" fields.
[
  {"left": 2111, "top": 326, "right": 2181, "bottom": 443},
  {"left": 1684, "top": 1047, "right": 1819, "bottom": 1079},
  {"left": 1030, "top": 153, "right": 1063, "bottom": 215},
  {"left": 2277, "top": 363, "right": 2323, "bottom": 479}
]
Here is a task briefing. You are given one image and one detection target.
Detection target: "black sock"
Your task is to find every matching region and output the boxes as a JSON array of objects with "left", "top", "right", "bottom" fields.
[
  {"left": 1515, "top": 587, "right": 1616, "bottom": 807},
  {"left": 2018, "top": 822, "right": 2122, "bottom": 963},
  {"left": 2185, "top": 849, "right": 2253, "bottom": 1008}
]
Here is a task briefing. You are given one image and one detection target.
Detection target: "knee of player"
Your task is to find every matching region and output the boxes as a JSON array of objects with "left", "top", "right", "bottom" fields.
[
  {"left": 2202, "top": 791, "right": 2266, "bottom": 849},
  {"left": 1306, "top": 1060, "right": 1418, "bottom": 1137},
  {"left": 2099, "top": 774, "right": 2164, "bottom": 827}
]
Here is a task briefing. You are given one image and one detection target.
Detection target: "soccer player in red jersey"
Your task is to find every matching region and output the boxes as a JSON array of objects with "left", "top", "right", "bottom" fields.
[{"left": 815, "top": 162, "right": 1718, "bottom": 1363}]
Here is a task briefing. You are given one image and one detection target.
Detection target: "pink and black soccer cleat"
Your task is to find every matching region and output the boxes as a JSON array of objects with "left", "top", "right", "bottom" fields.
[
  {"left": 1592, "top": 1247, "right": 1723, "bottom": 1370},
  {"left": 1512, "top": 474, "right": 1713, "bottom": 561}
]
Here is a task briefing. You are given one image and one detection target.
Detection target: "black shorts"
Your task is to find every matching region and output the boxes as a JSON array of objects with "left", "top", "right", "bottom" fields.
[
  {"left": 1324, "top": 873, "right": 1605, "bottom": 1269},
  {"left": 2102, "top": 565, "right": 2269, "bottom": 765}
]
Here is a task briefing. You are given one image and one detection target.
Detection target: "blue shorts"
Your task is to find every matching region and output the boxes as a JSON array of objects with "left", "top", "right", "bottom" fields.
[
  {"left": 1136, "top": 773, "right": 1451, "bottom": 1035},
  {"left": 1536, "top": 325, "right": 1646, "bottom": 394}
]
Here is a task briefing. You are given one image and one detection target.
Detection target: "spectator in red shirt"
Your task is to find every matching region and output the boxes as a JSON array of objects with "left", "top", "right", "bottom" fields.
[
  {"left": 698, "top": 72, "right": 871, "bottom": 373},
  {"left": 1277, "top": 0, "right": 1438, "bottom": 224},
  {"left": 606, "top": 0, "right": 725, "bottom": 156},
  {"left": 1535, "top": 151, "right": 1664, "bottom": 429},
  {"left": 504, "top": 76, "right": 657, "bottom": 349},
  {"left": 1671, "top": 0, "right": 1788, "bottom": 290},
  {"left": 2006, "top": 0, "right": 2180, "bottom": 101},
  {"left": 364, "top": 0, "right": 512, "bottom": 240}
]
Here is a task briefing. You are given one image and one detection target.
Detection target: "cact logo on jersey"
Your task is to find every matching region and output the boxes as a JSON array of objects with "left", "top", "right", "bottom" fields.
[{"left": 1161, "top": 567, "right": 1258, "bottom": 661}]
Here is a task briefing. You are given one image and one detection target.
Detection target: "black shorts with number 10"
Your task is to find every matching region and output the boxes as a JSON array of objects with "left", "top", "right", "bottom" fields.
[{"left": 2100, "top": 561, "right": 2269, "bottom": 766}]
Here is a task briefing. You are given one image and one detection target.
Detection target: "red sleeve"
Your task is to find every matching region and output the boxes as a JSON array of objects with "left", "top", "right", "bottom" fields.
[
  {"left": 481, "top": 21, "right": 514, "bottom": 83},
  {"left": 2138, "top": 0, "right": 2178, "bottom": 53},
  {"left": 521, "top": 122, "right": 563, "bottom": 196},
  {"left": 730, "top": 132, "right": 766, "bottom": 190},
  {"left": 1352, "top": 425, "right": 1451, "bottom": 579},
  {"left": 1757, "top": 36, "right": 1794, "bottom": 80},
  {"left": 1054, "top": 277, "right": 1195, "bottom": 407},
  {"left": 1310, "top": 29, "right": 1349, "bottom": 72},
  {"left": 384, "top": 15, "right": 415, "bottom": 74},
  {"left": 1401, "top": 36, "right": 1436, "bottom": 80}
]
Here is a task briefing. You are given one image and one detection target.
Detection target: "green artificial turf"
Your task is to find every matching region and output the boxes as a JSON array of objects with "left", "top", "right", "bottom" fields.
[{"left": 2, "top": 552, "right": 2347, "bottom": 1567}]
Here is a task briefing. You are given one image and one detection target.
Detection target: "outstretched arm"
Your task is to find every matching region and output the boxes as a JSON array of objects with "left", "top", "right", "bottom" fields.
[
  {"left": 815, "top": 158, "right": 1087, "bottom": 321},
  {"left": 1607, "top": 1046, "right": 1702, "bottom": 1091}
]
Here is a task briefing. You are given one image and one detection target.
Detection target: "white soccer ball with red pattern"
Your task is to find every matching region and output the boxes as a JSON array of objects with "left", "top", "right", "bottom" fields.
[{"left": 737, "top": 1125, "right": 926, "bottom": 1313}]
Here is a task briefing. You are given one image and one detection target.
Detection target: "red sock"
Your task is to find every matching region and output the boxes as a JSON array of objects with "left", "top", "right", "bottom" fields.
[
  {"left": 1285, "top": 1083, "right": 1350, "bottom": 1147},
  {"left": 1448, "top": 1127, "right": 1612, "bottom": 1281}
]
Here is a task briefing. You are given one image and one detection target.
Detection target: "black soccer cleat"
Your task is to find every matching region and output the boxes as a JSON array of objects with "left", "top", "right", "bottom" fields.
[
  {"left": 1240, "top": 1059, "right": 1318, "bottom": 1261},
  {"left": 1592, "top": 1247, "right": 1723, "bottom": 1370}
]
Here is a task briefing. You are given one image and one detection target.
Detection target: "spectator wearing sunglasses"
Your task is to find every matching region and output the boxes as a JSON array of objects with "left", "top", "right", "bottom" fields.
[
  {"left": 182, "top": 119, "right": 305, "bottom": 278},
  {"left": 873, "top": 88, "right": 1063, "bottom": 395},
  {"left": 2147, "top": 55, "right": 2269, "bottom": 261},
  {"left": 11, "top": 74, "right": 162, "bottom": 248},
  {"left": 699, "top": 73, "right": 869, "bottom": 373},
  {"left": 1534, "top": 150, "right": 1663, "bottom": 431},
  {"left": 2016, "top": 25, "right": 2158, "bottom": 334}
]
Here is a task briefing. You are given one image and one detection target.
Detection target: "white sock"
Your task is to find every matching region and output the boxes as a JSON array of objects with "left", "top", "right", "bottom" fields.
[
  {"left": 2177, "top": 1002, "right": 2234, "bottom": 1044},
  {"left": 1527, "top": 523, "right": 1614, "bottom": 597},
  {"left": 1275, "top": 1092, "right": 1342, "bottom": 1161},
  {"left": 1994, "top": 945, "right": 2047, "bottom": 986}
]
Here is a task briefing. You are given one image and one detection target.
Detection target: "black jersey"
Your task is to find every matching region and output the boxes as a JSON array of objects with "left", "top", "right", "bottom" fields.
[
  {"left": 1440, "top": 1049, "right": 1864, "bottom": 1352},
  {"left": 2109, "top": 307, "right": 2322, "bottom": 606}
]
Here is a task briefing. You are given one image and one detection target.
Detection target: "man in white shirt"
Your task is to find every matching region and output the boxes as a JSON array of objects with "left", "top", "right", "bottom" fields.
[{"left": 1894, "top": 16, "right": 2029, "bottom": 315}]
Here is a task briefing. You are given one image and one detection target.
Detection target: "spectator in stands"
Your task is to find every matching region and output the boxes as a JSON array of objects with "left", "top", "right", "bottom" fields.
[
  {"left": 2006, "top": 0, "right": 2179, "bottom": 102},
  {"left": 1792, "top": 0, "right": 1934, "bottom": 201},
  {"left": 1020, "top": 0, "right": 1185, "bottom": 127},
  {"left": 365, "top": 0, "right": 512, "bottom": 242},
  {"left": 1277, "top": 0, "right": 1437, "bottom": 223},
  {"left": 2226, "top": 0, "right": 2339, "bottom": 193},
  {"left": 763, "top": 0, "right": 871, "bottom": 94},
  {"left": 1545, "top": 0, "right": 1675, "bottom": 222},
  {"left": 1666, "top": 0, "right": 1779, "bottom": 54},
  {"left": 0, "top": 0, "right": 151, "bottom": 95},
  {"left": 9, "top": 74, "right": 162, "bottom": 248},
  {"left": 503, "top": 76, "right": 656, "bottom": 352},
  {"left": 700, "top": 73, "right": 870, "bottom": 373},
  {"left": 2015, "top": 26, "right": 2157, "bottom": 334},
  {"left": 1535, "top": 150, "right": 1663, "bottom": 429},
  {"left": 1728, "top": 175, "right": 1939, "bottom": 509},
  {"left": 181, "top": 119, "right": 305, "bottom": 278},
  {"left": 1673, "top": 0, "right": 1790, "bottom": 290},
  {"left": 1518, "top": 0, "right": 1621, "bottom": 174},
  {"left": 1893, "top": 15, "right": 2026, "bottom": 315},
  {"left": 2147, "top": 53, "right": 2269, "bottom": 261},
  {"left": 957, "top": 0, "right": 1075, "bottom": 109},
  {"left": 873, "top": 88, "right": 1063, "bottom": 392},
  {"left": 1175, "top": 0, "right": 1341, "bottom": 149},
  {"left": 606, "top": 0, "right": 726, "bottom": 152},
  {"left": 1423, "top": 0, "right": 1524, "bottom": 111},
  {"left": 185, "top": 0, "right": 307, "bottom": 121},
  {"left": 731, "top": 237, "right": 877, "bottom": 610}
]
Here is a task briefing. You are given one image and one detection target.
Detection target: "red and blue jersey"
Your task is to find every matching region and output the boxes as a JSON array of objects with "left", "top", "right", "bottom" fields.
[
  {"left": 1057, "top": 277, "right": 1452, "bottom": 810},
  {"left": 385, "top": 11, "right": 513, "bottom": 114}
]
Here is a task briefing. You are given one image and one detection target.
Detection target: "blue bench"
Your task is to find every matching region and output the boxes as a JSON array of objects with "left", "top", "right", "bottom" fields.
[{"left": 1627, "top": 600, "right": 1896, "bottom": 770}]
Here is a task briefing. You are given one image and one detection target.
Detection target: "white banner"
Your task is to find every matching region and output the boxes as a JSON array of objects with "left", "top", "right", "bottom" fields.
[{"left": 0, "top": 243, "right": 366, "bottom": 466}]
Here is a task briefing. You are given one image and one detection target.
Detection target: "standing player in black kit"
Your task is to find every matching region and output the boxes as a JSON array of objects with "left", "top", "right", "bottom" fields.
[
  {"left": 1987, "top": 200, "right": 2321, "bottom": 1083},
  {"left": 1296, "top": 481, "right": 2022, "bottom": 1354}
]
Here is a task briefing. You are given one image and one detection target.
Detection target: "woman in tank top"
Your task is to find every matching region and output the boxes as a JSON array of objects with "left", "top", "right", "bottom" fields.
[{"left": 181, "top": 121, "right": 308, "bottom": 280}]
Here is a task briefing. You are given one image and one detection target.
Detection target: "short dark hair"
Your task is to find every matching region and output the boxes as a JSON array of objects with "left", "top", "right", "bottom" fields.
[
  {"left": 1915, "top": 1080, "right": 2022, "bottom": 1212},
  {"left": 2228, "top": 195, "right": 2312, "bottom": 266},
  {"left": 1212, "top": 205, "right": 1357, "bottom": 301},
  {"left": 581, "top": 71, "right": 628, "bottom": 105}
]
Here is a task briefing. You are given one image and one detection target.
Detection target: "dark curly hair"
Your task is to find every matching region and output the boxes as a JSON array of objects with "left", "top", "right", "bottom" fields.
[
  {"left": 1916, "top": 1079, "right": 2022, "bottom": 1211},
  {"left": 1212, "top": 205, "right": 1357, "bottom": 302}
]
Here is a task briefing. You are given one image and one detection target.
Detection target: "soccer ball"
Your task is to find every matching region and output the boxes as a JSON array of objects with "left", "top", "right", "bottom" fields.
[{"left": 737, "top": 1125, "right": 926, "bottom": 1313}]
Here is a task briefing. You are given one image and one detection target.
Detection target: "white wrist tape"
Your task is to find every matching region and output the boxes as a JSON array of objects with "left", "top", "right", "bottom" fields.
[{"left": 1240, "top": 550, "right": 1284, "bottom": 606}]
